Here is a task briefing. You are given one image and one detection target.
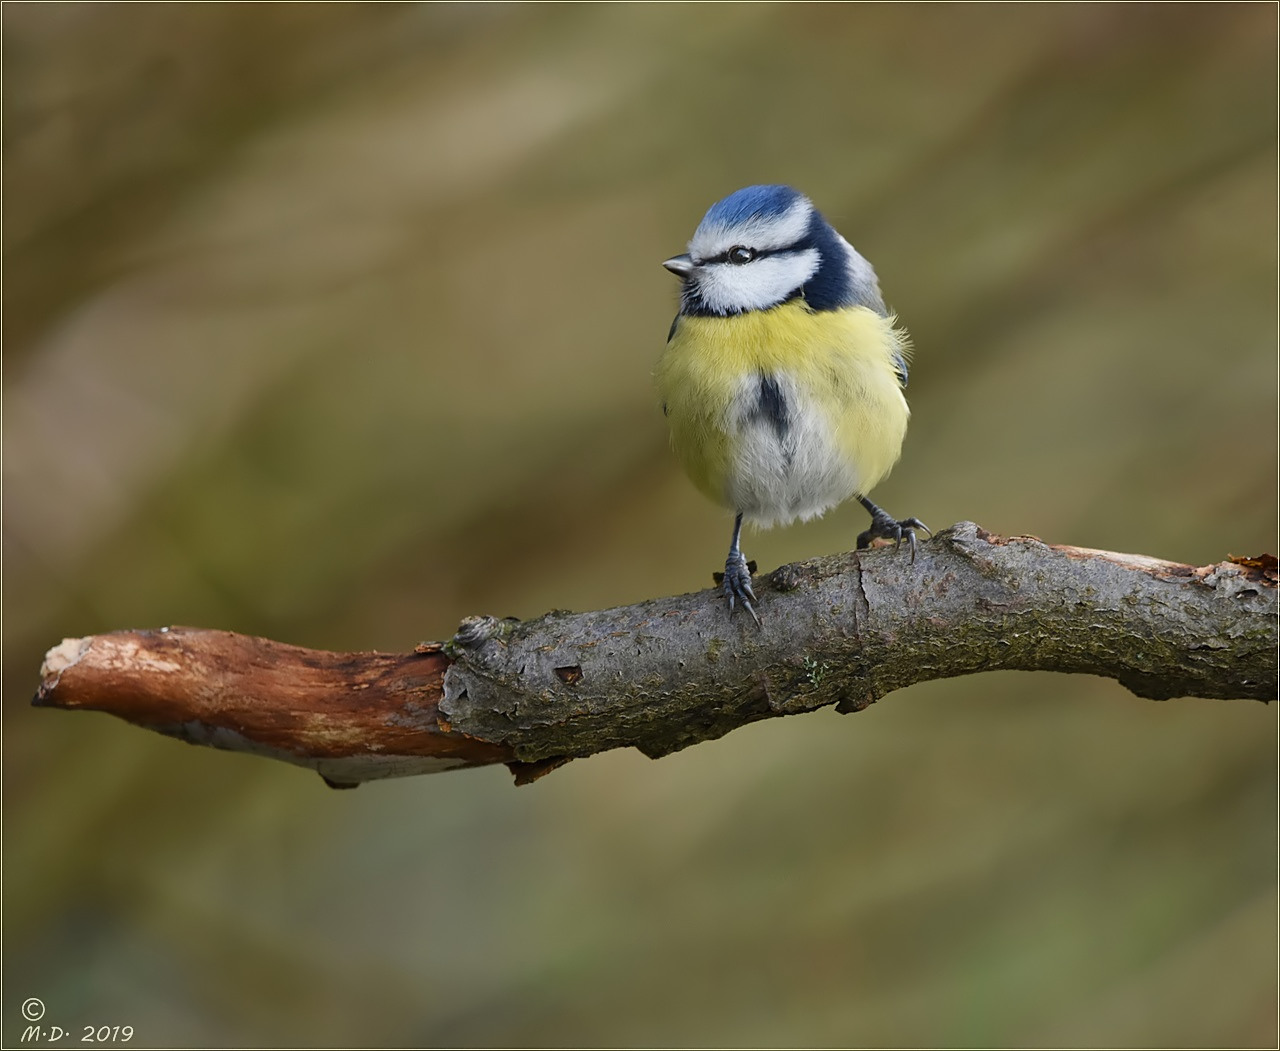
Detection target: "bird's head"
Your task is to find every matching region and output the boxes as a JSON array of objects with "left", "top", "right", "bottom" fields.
[{"left": 663, "top": 184, "right": 883, "bottom": 317}]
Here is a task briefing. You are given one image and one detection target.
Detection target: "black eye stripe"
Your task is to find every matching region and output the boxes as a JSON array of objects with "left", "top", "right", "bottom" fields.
[{"left": 699, "top": 245, "right": 787, "bottom": 265}]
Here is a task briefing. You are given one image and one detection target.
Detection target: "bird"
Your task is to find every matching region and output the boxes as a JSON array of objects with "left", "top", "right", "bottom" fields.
[{"left": 655, "top": 184, "right": 928, "bottom": 623}]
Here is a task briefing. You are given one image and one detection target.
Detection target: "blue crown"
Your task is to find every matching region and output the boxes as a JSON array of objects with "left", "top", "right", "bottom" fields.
[{"left": 701, "top": 184, "right": 805, "bottom": 227}]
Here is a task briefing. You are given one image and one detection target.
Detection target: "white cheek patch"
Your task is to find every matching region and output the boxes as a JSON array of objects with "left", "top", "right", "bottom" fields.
[
  {"left": 689, "top": 197, "right": 814, "bottom": 261},
  {"left": 694, "top": 248, "right": 820, "bottom": 314}
]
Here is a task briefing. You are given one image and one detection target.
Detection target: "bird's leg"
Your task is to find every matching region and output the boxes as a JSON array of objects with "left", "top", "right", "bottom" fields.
[
  {"left": 722, "top": 511, "right": 760, "bottom": 624},
  {"left": 856, "top": 496, "right": 931, "bottom": 562}
]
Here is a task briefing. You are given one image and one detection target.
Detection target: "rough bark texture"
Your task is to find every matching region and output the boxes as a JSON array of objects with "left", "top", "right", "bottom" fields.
[{"left": 33, "top": 523, "right": 1277, "bottom": 787}]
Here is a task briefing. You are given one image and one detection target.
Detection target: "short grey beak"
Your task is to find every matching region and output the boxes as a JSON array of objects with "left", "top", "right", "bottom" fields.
[{"left": 662, "top": 254, "right": 694, "bottom": 278}]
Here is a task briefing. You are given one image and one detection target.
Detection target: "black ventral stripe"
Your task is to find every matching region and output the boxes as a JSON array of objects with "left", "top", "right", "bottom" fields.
[{"left": 755, "top": 373, "right": 789, "bottom": 440}]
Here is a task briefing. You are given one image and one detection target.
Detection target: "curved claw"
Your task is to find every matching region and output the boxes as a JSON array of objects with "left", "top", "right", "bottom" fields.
[
  {"left": 857, "top": 512, "right": 932, "bottom": 564},
  {"left": 723, "top": 551, "right": 761, "bottom": 625}
]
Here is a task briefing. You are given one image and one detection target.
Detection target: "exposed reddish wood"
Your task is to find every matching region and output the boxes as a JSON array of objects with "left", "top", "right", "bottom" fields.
[{"left": 34, "top": 627, "right": 513, "bottom": 783}]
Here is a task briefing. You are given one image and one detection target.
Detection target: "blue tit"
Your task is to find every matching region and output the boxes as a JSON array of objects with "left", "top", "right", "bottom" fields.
[{"left": 656, "top": 184, "right": 928, "bottom": 623}]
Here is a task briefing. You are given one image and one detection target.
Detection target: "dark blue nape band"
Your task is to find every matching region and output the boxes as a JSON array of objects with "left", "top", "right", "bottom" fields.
[{"left": 796, "top": 211, "right": 852, "bottom": 313}]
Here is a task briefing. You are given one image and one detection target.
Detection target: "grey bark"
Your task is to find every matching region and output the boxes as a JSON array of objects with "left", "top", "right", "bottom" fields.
[
  {"left": 441, "top": 522, "right": 1276, "bottom": 765},
  {"left": 33, "top": 522, "right": 1274, "bottom": 786}
]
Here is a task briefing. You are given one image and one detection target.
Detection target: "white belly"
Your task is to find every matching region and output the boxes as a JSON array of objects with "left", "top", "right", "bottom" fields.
[{"left": 724, "top": 372, "right": 860, "bottom": 528}]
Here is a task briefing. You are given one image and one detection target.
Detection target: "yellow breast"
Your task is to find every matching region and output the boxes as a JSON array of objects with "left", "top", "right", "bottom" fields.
[{"left": 655, "top": 300, "right": 911, "bottom": 524}]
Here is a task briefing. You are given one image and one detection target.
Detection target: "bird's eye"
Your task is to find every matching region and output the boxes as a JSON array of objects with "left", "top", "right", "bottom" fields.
[{"left": 727, "top": 245, "right": 756, "bottom": 265}]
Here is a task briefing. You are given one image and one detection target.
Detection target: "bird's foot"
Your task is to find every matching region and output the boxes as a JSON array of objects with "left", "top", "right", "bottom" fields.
[
  {"left": 716, "top": 550, "right": 760, "bottom": 625},
  {"left": 856, "top": 509, "right": 932, "bottom": 562}
]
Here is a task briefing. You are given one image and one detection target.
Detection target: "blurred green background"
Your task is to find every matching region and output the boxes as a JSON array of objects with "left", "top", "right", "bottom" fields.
[{"left": 4, "top": 3, "right": 1276, "bottom": 1047}]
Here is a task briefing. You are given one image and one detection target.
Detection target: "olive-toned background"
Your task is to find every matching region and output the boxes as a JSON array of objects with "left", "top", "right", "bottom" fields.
[{"left": 4, "top": 4, "right": 1276, "bottom": 1047}]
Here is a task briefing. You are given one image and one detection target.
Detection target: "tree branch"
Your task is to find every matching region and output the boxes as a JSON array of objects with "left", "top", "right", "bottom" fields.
[{"left": 33, "top": 523, "right": 1276, "bottom": 787}]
